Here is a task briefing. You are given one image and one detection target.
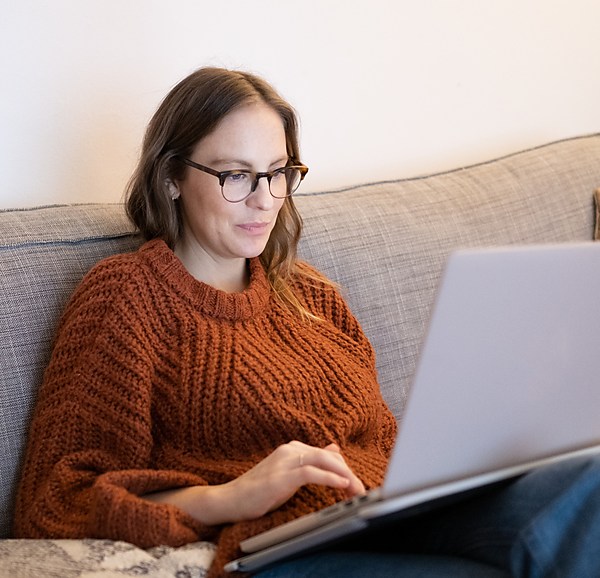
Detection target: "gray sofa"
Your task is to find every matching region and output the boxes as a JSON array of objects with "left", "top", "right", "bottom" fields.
[{"left": 1, "top": 134, "right": 599, "bottom": 576}]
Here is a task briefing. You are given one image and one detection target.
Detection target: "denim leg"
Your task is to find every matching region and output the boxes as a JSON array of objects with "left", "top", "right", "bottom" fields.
[
  {"left": 254, "top": 552, "right": 510, "bottom": 578},
  {"left": 255, "top": 456, "right": 600, "bottom": 577},
  {"left": 510, "top": 456, "right": 600, "bottom": 577},
  {"left": 411, "top": 455, "right": 600, "bottom": 577}
]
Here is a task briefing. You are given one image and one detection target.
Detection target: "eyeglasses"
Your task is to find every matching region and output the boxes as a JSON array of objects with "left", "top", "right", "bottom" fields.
[{"left": 179, "top": 158, "right": 309, "bottom": 203}]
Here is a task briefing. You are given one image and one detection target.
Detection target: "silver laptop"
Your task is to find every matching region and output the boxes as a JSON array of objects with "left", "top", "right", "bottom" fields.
[{"left": 225, "top": 242, "right": 600, "bottom": 573}]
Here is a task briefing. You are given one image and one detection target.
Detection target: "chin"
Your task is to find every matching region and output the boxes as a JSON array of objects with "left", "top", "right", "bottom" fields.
[{"left": 238, "top": 243, "right": 269, "bottom": 260}]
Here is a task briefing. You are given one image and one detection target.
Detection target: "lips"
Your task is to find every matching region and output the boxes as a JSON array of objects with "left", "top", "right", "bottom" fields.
[{"left": 237, "top": 222, "right": 270, "bottom": 235}]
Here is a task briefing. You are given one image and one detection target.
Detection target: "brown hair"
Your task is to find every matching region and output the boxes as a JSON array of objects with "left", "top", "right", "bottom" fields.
[{"left": 125, "top": 67, "right": 327, "bottom": 318}]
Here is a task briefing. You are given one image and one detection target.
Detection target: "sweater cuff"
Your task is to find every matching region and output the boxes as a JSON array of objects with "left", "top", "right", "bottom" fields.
[{"left": 92, "top": 469, "right": 219, "bottom": 548}]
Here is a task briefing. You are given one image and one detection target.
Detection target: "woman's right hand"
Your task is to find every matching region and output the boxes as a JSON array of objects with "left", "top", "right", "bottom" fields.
[
  {"left": 143, "top": 440, "right": 365, "bottom": 525},
  {"left": 215, "top": 440, "right": 365, "bottom": 522}
]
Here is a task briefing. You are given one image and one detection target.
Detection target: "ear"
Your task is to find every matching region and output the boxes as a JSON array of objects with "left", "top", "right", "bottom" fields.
[{"left": 166, "top": 179, "right": 180, "bottom": 200}]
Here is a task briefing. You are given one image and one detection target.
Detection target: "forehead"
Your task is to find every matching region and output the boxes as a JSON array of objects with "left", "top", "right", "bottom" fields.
[{"left": 193, "top": 102, "right": 287, "bottom": 163}]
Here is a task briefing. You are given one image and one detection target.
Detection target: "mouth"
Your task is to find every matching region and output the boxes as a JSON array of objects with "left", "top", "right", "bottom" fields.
[{"left": 237, "top": 222, "right": 270, "bottom": 234}]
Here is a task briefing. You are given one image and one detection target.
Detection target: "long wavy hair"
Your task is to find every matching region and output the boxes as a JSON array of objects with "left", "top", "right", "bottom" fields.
[{"left": 125, "top": 67, "right": 326, "bottom": 318}]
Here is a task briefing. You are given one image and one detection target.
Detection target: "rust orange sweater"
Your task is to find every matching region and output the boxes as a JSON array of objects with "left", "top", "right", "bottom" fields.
[{"left": 14, "top": 239, "right": 397, "bottom": 576}]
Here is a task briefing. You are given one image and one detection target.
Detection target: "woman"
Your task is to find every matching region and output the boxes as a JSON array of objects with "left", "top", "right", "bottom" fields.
[{"left": 14, "top": 67, "right": 600, "bottom": 578}]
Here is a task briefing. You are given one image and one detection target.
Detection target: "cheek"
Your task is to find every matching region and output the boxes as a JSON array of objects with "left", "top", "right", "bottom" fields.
[
  {"left": 267, "top": 201, "right": 287, "bottom": 235},
  {"left": 183, "top": 191, "right": 226, "bottom": 222},
  {"left": 274, "top": 198, "right": 287, "bottom": 216}
]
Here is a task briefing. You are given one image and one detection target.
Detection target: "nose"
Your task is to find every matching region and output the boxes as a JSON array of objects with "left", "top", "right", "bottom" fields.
[{"left": 247, "top": 175, "right": 275, "bottom": 209}]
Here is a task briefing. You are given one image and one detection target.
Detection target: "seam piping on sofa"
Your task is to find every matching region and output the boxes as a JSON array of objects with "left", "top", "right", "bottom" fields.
[
  {"left": 296, "top": 132, "right": 600, "bottom": 199},
  {"left": 0, "top": 203, "right": 127, "bottom": 214},
  {"left": 0, "top": 233, "right": 141, "bottom": 252}
]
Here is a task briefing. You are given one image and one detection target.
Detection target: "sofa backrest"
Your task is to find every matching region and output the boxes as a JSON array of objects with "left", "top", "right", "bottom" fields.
[
  {"left": 295, "top": 134, "right": 600, "bottom": 420},
  {"left": 1, "top": 134, "right": 599, "bottom": 538}
]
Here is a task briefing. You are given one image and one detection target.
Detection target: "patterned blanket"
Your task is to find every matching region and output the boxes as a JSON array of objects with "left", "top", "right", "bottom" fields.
[{"left": 0, "top": 539, "right": 216, "bottom": 577}]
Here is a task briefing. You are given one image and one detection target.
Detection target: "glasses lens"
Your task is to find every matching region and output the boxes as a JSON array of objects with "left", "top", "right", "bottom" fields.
[
  {"left": 221, "top": 167, "right": 305, "bottom": 202},
  {"left": 285, "top": 168, "right": 303, "bottom": 195},
  {"left": 222, "top": 171, "right": 252, "bottom": 202},
  {"left": 269, "top": 167, "right": 303, "bottom": 198}
]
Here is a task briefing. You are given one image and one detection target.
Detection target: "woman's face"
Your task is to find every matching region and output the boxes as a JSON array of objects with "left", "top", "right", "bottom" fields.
[{"left": 175, "top": 101, "right": 288, "bottom": 271}]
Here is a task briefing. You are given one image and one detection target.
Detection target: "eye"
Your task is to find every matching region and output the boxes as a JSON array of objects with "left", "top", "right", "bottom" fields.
[
  {"left": 224, "top": 171, "right": 249, "bottom": 184},
  {"left": 271, "top": 168, "right": 287, "bottom": 180}
]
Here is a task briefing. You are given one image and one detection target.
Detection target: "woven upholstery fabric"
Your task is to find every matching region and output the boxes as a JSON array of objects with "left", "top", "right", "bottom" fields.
[
  {"left": 0, "top": 205, "right": 142, "bottom": 539},
  {"left": 295, "top": 134, "right": 600, "bottom": 420}
]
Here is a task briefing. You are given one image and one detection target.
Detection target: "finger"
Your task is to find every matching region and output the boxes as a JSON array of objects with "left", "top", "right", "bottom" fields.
[
  {"left": 300, "top": 448, "right": 366, "bottom": 496},
  {"left": 323, "top": 445, "right": 366, "bottom": 495},
  {"left": 304, "top": 447, "right": 352, "bottom": 476},
  {"left": 285, "top": 441, "right": 366, "bottom": 496},
  {"left": 345, "top": 473, "right": 366, "bottom": 496},
  {"left": 322, "top": 446, "right": 364, "bottom": 491},
  {"left": 294, "top": 465, "right": 353, "bottom": 491},
  {"left": 286, "top": 442, "right": 343, "bottom": 469}
]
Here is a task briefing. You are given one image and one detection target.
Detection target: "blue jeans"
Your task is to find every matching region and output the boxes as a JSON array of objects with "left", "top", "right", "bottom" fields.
[{"left": 255, "top": 455, "right": 600, "bottom": 577}]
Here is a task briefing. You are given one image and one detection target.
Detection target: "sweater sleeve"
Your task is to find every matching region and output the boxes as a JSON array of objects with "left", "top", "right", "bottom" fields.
[{"left": 13, "top": 261, "right": 216, "bottom": 548}]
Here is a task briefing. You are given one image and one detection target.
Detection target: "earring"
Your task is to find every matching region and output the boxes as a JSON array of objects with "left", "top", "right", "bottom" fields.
[{"left": 166, "top": 180, "right": 180, "bottom": 200}]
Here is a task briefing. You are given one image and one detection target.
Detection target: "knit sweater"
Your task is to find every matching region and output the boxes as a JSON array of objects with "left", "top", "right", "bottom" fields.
[{"left": 14, "top": 239, "right": 397, "bottom": 576}]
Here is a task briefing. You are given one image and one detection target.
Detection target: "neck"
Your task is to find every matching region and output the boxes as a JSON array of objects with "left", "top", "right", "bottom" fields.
[{"left": 174, "top": 239, "right": 249, "bottom": 293}]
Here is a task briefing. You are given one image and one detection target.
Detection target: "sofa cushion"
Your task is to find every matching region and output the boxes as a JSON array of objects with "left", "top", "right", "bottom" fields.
[{"left": 0, "top": 205, "right": 142, "bottom": 539}]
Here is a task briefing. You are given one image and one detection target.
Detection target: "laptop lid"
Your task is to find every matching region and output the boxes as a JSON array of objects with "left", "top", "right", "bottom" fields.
[
  {"left": 229, "top": 242, "right": 600, "bottom": 573},
  {"left": 382, "top": 241, "right": 600, "bottom": 498}
]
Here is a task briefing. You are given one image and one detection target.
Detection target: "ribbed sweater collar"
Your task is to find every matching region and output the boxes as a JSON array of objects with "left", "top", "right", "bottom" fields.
[{"left": 139, "top": 239, "right": 271, "bottom": 321}]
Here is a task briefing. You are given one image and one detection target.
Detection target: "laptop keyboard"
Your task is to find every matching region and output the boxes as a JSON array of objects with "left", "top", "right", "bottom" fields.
[{"left": 241, "top": 491, "right": 378, "bottom": 553}]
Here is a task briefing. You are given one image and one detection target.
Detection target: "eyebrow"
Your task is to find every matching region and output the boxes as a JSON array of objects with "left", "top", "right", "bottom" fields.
[{"left": 210, "top": 156, "right": 289, "bottom": 170}]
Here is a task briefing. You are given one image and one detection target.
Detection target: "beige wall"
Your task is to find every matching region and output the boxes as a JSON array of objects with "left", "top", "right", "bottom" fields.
[{"left": 1, "top": 0, "right": 599, "bottom": 209}]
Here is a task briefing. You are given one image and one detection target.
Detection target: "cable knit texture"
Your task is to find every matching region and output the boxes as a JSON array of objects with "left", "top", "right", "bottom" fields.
[{"left": 14, "top": 239, "right": 397, "bottom": 577}]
